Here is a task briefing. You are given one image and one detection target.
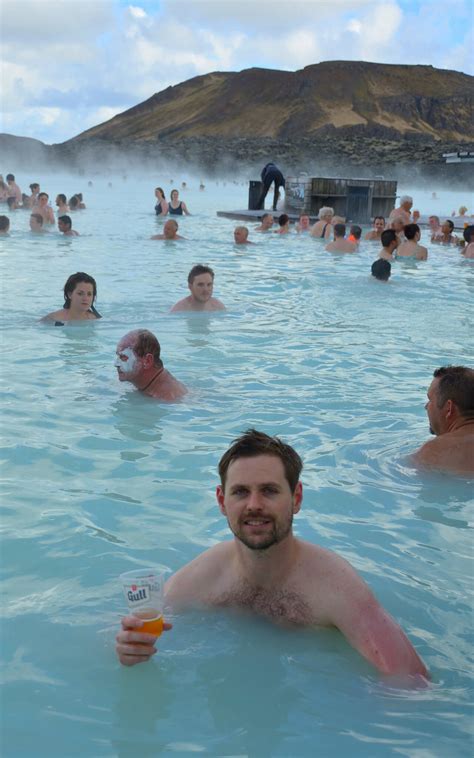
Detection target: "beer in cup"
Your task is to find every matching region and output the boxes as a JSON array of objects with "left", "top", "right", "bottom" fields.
[{"left": 120, "top": 568, "right": 165, "bottom": 637}]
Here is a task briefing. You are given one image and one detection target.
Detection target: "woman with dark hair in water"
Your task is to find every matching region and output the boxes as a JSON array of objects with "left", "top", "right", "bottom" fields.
[
  {"left": 41, "top": 272, "right": 101, "bottom": 324},
  {"left": 168, "top": 189, "right": 190, "bottom": 216},
  {"left": 154, "top": 187, "right": 168, "bottom": 216}
]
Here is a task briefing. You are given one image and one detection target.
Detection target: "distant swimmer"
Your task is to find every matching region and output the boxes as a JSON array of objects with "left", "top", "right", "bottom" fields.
[
  {"left": 325, "top": 223, "right": 357, "bottom": 253},
  {"left": 432, "top": 219, "right": 459, "bottom": 245},
  {"left": 388, "top": 195, "right": 413, "bottom": 226},
  {"left": 169, "top": 189, "right": 190, "bottom": 215},
  {"left": 411, "top": 366, "right": 474, "bottom": 476},
  {"left": 371, "top": 259, "right": 391, "bottom": 281},
  {"left": 462, "top": 225, "right": 474, "bottom": 259},
  {"left": 0, "top": 215, "right": 10, "bottom": 234},
  {"left": 428, "top": 215, "right": 441, "bottom": 237},
  {"left": 30, "top": 213, "right": 47, "bottom": 234},
  {"left": 296, "top": 214, "right": 311, "bottom": 233},
  {"left": 412, "top": 210, "right": 421, "bottom": 224},
  {"left": 36, "top": 193, "right": 55, "bottom": 225},
  {"left": 365, "top": 216, "right": 385, "bottom": 241},
  {"left": 170, "top": 265, "right": 226, "bottom": 313},
  {"left": 458, "top": 206, "right": 468, "bottom": 217},
  {"left": 199, "top": 181, "right": 205, "bottom": 191},
  {"left": 5, "top": 174, "right": 22, "bottom": 203},
  {"left": 58, "top": 215, "right": 79, "bottom": 236},
  {"left": 154, "top": 187, "right": 168, "bottom": 216},
  {"left": 41, "top": 272, "right": 101, "bottom": 324},
  {"left": 274, "top": 213, "right": 290, "bottom": 234},
  {"left": 69, "top": 194, "right": 86, "bottom": 210},
  {"left": 390, "top": 216, "right": 406, "bottom": 244},
  {"left": 75, "top": 193, "right": 86, "bottom": 209},
  {"left": 347, "top": 225, "right": 362, "bottom": 245},
  {"left": 151, "top": 219, "right": 184, "bottom": 240},
  {"left": 56, "top": 194, "right": 69, "bottom": 215},
  {"left": 233, "top": 226, "right": 253, "bottom": 245},
  {"left": 29, "top": 183, "right": 40, "bottom": 206},
  {"left": 256, "top": 162, "right": 285, "bottom": 211},
  {"left": 310, "top": 207, "right": 334, "bottom": 239},
  {"left": 255, "top": 213, "right": 274, "bottom": 232},
  {"left": 115, "top": 329, "right": 187, "bottom": 402},
  {"left": 378, "top": 229, "right": 399, "bottom": 261},
  {"left": 116, "top": 428, "right": 428, "bottom": 677},
  {"left": 397, "top": 224, "right": 427, "bottom": 260}
]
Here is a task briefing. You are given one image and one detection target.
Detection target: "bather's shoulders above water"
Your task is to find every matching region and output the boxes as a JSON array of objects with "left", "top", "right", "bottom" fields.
[
  {"left": 410, "top": 429, "right": 474, "bottom": 477},
  {"left": 170, "top": 296, "right": 226, "bottom": 313},
  {"left": 40, "top": 308, "right": 101, "bottom": 323}
]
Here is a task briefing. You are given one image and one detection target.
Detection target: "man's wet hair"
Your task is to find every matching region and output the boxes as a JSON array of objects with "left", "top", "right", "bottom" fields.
[
  {"left": 333, "top": 223, "right": 346, "bottom": 237},
  {"left": 132, "top": 330, "right": 162, "bottom": 368},
  {"left": 463, "top": 225, "right": 474, "bottom": 244},
  {"left": 404, "top": 223, "right": 420, "bottom": 240},
  {"left": 262, "top": 213, "right": 273, "bottom": 221},
  {"left": 444, "top": 219, "right": 454, "bottom": 232},
  {"left": 31, "top": 213, "right": 43, "bottom": 225},
  {"left": 38, "top": 192, "right": 49, "bottom": 200},
  {"left": 30, "top": 183, "right": 39, "bottom": 192},
  {"left": 381, "top": 229, "right": 397, "bottom": 247},
  {"left": 349, "top": 224, "right": 362, "bottom": 240},
  {"left": 218, "top": 428, "right": 303, "bottom": 493},
  {"left": 371, "top": 259, "right": 391, "bottom": 281},
  {"left": 57, "top": 193, "right": 67, "bottom": 204},
  {"left": 374, "top": 216, "right": 385, "bottom": 223},
  {"left": 429, "top": 215, "right": 440, "bottom": 223},
  {"left": 278, "top": 214, "right": 289, "bottom": 226},
  {"left": 63, "top": 272, "right": 98, "bottom": 310},
  {"left": 188, "top": 264, "right": 214, "bottom": 285},
  {"left": 433, "top": 366, "right": 474, "bottom": 416},
  {"left": 6, "top": 174, "right": 14, "bottom": 182},
  {"left": 0, "top": 215, "right": 10, "bottom": 231},
  {"left": 59, "top": 215, "right": 72, "bottom": 229}
]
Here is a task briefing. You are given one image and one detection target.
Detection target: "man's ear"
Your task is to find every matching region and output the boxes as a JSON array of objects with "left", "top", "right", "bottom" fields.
[
  {"left": 216, "top": 485, "right": 226, "bottom": 514},
  {"left": 143, "top": 353, "right": 154, "bottom": 369},
  {"left": 292, "top": 481, "right": 303, "bottom": 515},
  {"left": 445, "top": 399, "right": 455, "bottom": 420}
]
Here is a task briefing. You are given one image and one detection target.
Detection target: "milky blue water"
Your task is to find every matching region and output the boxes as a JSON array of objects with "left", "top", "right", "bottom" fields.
[{"left": 1, "top": 173, "right": 473, "bottom": 757}]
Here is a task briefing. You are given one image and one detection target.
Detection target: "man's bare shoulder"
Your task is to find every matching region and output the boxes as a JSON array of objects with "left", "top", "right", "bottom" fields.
[
  {"left": 170, "top": 297, "right": 192, "bottom": 312},
  {"left": 209, "top": 298, "right": 226, "bottom": 311},
  {"left": 165, "top": 542, "right": 234, "bottom": 605},
  {"left": 411, "top": 431, "right": 474, "bottom": 475}
]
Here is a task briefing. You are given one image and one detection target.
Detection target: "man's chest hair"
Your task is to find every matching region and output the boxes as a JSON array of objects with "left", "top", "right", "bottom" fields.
[{"left": 209, "top": 582, "right": 315, "bottom": 626}]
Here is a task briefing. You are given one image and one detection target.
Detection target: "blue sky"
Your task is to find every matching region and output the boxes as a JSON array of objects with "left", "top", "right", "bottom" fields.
[{"left": 1, "top": 0, "right": 472, "bottom": 144}]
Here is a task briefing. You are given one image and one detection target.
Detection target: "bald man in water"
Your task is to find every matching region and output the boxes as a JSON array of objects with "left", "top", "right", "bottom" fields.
[
  {"left": 412, "top": 366, "right": 474, "bottom": 476},
  {"left": 115, "top": 329, "right": 187, "bottom": 401}
]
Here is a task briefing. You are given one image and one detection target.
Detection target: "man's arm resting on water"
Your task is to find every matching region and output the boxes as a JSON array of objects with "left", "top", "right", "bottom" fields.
[{"left": 322, "top": 558, "right": 429, "bottom": 677}]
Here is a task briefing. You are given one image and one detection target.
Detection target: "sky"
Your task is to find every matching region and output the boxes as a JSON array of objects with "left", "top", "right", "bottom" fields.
[{"left": 1, "top": 0, "right": 473, "bottom": 145}]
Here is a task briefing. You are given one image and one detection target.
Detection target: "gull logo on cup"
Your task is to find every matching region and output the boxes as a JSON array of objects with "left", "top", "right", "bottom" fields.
[{"left": 127, "top": 583, "right": 150, "bottom": 606}]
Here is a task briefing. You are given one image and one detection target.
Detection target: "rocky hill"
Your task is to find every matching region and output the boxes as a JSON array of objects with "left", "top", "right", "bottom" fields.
[
  {"left": 1, "top": 62, "right": 473, "bottom": 180},
  {"left": 71, "top": 61, "right": 473, "bottom": 144}
]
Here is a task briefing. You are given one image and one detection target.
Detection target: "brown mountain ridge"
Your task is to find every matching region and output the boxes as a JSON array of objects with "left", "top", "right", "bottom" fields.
[{"left": 71, "top": 60, "right": 473, "bottom": 144}]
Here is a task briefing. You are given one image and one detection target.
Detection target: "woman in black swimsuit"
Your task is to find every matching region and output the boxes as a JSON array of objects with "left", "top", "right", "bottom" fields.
[
  {"left": 41, "top": 272, "right": 102, "bottom": 325},
  {"left": 168, "top": 189, "right": 190, "bottom": 216},
  {"left": 154, "top": 187, "right": 168, "bottom": 216}
]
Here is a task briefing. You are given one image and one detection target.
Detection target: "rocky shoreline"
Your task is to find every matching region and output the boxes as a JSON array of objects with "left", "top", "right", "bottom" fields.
[{"left": 1, "top": 132, "right": 473, "bottom": 187}]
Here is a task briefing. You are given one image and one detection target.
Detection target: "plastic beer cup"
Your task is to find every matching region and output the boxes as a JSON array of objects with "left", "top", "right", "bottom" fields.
[{"left": 120, "top": 568, "right": 165, "bottom": 637}]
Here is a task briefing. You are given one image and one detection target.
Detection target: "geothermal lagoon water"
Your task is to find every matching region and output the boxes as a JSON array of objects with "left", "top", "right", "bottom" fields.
[{"left": 1, "top": 173, "right": 473, "bottom": 756}]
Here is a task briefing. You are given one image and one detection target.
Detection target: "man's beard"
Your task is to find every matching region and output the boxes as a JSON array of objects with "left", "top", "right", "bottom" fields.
[{"left": 229, "top": 512, "right": 293, "bottom": 551}]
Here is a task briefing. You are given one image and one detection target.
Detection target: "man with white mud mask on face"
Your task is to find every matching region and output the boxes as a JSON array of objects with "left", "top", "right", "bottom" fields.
[{"left": 115, "top": 329, "right": 187, "bottom": 402}]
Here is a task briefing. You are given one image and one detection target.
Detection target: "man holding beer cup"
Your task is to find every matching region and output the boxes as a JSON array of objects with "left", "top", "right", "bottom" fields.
[{"left": 116, "top": 429, "right": 428, "bottom": 679}]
